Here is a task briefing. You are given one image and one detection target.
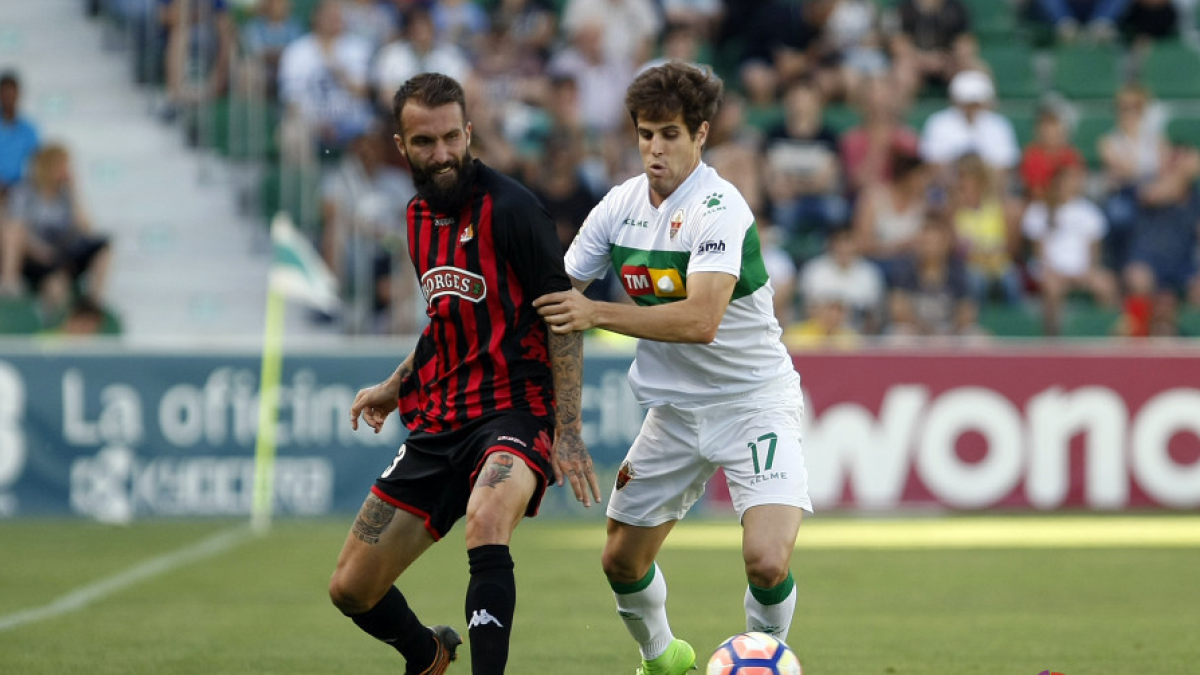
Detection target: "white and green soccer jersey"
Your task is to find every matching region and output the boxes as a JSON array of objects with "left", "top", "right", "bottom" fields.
[{"left": 565, "top": 162, "right": 797, "bottom": 407}]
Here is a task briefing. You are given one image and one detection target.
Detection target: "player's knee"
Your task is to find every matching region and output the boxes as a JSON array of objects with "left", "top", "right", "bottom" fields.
[
  {"left": 600, "top": 548, "right": 648, "bottom": 585},
  {"left": 744, "top": 553, "right": 790, "bottom": 589},
  {"left": 328, "top": 571, "right": 372, "bottom": 615}
]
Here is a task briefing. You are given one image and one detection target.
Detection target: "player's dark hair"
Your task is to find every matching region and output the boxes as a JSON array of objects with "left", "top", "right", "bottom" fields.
[
  {"left": 0, "top": 70, "right": 18, "bottom": 89},
  {"left": 625, "top": 60, "right": 722, "bottom": 138},
  {"left": 392, "top": 72, "right": 467, "bottom": 134}
]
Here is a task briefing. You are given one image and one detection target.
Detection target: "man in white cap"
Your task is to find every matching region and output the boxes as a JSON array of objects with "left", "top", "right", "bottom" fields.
[{"left": 918, "top": 69, "right": 1020, "bottom": 179}]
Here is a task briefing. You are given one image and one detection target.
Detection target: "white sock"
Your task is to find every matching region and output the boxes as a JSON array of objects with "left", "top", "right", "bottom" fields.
[
  {"left": 744, "top": 571, "right": 797, "bottom": 640},
  {"left": 612, "top": 562, "right": 674, "bottom": 660}
]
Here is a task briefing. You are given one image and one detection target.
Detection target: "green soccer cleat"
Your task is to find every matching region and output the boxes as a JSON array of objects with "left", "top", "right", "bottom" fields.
[{"left": 636, "top": 639, "right": 697, "bottom": 675}]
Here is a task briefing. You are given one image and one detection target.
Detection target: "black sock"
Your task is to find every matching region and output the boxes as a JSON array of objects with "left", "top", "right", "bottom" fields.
[
  {"left": 465, "top": 544, "right": 516, "bottom": 675},
  {"left": 348, "top": 586, "right": 436, "bottom": 666}
]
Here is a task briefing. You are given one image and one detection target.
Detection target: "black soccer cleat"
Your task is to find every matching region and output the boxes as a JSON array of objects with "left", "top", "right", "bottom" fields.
[{"left": 408, "top": 625, "right": 462, "bottom": 675}]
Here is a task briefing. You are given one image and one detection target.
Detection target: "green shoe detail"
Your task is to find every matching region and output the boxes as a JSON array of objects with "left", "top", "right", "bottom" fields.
[{"left": 635, "top": 639, "right": 696, "bottom": 675}]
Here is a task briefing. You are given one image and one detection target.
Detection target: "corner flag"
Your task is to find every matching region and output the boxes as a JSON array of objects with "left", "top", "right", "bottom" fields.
[{"left": 253, "top": 212, "right": 340, "bottom": 532}]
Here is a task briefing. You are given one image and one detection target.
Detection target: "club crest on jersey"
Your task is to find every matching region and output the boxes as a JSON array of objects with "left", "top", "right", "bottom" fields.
[
  {"left": 459, "top": 223, "right": 474, "bottom": 244},
  {"left": 619, "top": 265, "right": 686, "bottom": 298},
  {"left": 669, "top": 208, "right": 684, "bottom": 240},
  {"left": 615, "top": 460, "right": 634, "bottom": 491},
  {"left": 420, "top": 266, "right": 487, "bottom": 303}
]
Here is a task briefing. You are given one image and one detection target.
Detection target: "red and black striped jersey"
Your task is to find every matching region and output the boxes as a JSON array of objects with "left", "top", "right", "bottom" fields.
[{"left": 398, "top": 160, "right": 571, "bottom": 433}]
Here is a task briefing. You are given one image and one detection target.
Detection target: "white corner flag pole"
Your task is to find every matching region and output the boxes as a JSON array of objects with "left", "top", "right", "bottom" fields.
[{"left": 252, "top": 212, "right": 341, "bottom": 533}]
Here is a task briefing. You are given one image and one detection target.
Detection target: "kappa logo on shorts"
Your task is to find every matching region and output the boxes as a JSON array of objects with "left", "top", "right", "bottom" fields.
[{"left": 615, "top": 459, "right": 634, "bottom": 491}]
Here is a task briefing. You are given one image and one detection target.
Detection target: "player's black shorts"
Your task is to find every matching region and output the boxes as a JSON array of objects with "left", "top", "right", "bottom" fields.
[{"left": 370, "top": 411, "right": 555, "bottom": 540}]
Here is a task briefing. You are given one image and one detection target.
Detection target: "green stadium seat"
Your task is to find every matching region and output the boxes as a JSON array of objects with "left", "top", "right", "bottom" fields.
[
  {"left": 1061, "top": 304, "right": 1121, "bottom": 337},
  {"left": 0, "top": 296, "right": 44, "bottom": 334},
  {"left": 1073, "top": 109, "right": 1116, "bottom": 168},
  {"left": 823, "top": 104, "right": 861, "bottom": 134},
  {"left": 979, "top": 302, "right": 1044, "bottom": 337},
  {"left": 1180, "top": 307, "right": 1200, "bottom": 336},
  {"left": 962, "top": 0, "right": 1021, "bottom": 43},
  {"left": 904, "top": 97, "right": 945, "bottom": 132},
  {"left": 980, "top": 43, "right": 1041, "bottom": 100},
  {"left": 201, "top": 95, "right": 280, "bottom": 163},
  {"left": 1167, "top": 116, "right": 1200, "bottom": 149},
  {"left": 1051, "top": 43, "right": 1122, "bottom": 99},
  {"left": 1137, "top": 40, "right": 1200, "bottom": 99}
]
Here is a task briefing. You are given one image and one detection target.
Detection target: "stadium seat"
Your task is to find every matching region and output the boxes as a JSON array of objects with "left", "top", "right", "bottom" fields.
[
  {"left": 823, "top": 103, "right": 861, "bottom": 134},
  {"left": 979, "top": 302, "right": 1044, "bottom": 337},
  {"left": 961, "top": 0, "right": 1020, "bottom": 43},
  {"left": 260, "top": 164, "right": 322, "bottom": 236},
  {"left": 1072, "top": 109, "right": 1116, "bottom": 168},
  {"left": 1136, "top": 40, "right": 1200, "bottom": 99},
  {"left": 201, "top": 95, "right": 280, "bottom": 163},
  {"left": 1061, "top": 303, "right": 1120, "bottom": 337},
  {"left": 1168, "top": 116, "right": 1200, "bottom": 149},
  {"left": 980, "top": 43, "right": 1041, "bottom": 100},
  {"left": 1051, "top": 43, "right": 1122, "bottom": 99},
  {"left": 0, "top": 296, "right": 43, "bottom": 334}
]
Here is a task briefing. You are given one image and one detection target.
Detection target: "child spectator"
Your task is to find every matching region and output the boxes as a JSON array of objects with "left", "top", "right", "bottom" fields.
[
  {"left": 951, "top": 153, "right": 1023, "bottom": 306},
  {"left": 1020, "top": 106, "right": 1085, "bottom": 202},
  {"left": 887, "top": 217, "right": 983, "bottom": 336},
  {"left": 1021, "top": 163, "right": 1119, "bottom": 335}
]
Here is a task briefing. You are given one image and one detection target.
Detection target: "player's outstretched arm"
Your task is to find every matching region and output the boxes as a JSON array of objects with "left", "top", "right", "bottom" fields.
[
  {"left": 547, "top": 329, "right": 601, "bottom": 506},
  {"left": 349, "top": 350, "right": 415, "bottom": 434},
  {"left": 534, "top": 271, "right": 737, "bottom": 344}
]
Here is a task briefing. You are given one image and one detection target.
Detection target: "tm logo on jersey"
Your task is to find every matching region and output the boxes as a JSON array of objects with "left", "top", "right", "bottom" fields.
[
  {"left": 620, "top": 265, "right": 686, "bottom": 298},
  {"left": 420, "top": 266, "right": 487, "bottom": 304},
  {"left": 696, "top": 240, "right": 725, "bottom": 254}
]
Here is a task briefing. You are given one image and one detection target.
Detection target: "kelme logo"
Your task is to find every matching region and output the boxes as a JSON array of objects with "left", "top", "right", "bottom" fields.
[{"left": 420, "top": 266, "right": 486, "bottom": 303}]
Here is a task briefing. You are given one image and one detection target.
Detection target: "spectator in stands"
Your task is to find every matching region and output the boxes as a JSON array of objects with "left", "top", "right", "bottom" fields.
[
  {"left": 757, "top": 215, "right": 800, "bottom": 327},
  {"left": 736, "top": 0, "right": 836, "bottom": 85},
  {"left": 1028, "top": 0, "right": 1132, "bottom": 42},
  {"left": 888, "top": 0, "right": 979, "bottom": 99},
  {"left": 431, "top": 0, "right": 491, "bottom": 57},
  {"left": 0, "top": 144, "right": 111, "bottom": 313},
  {"left": 529, "top": 135, "right": 599, "bottom": 251},
  {"left": 763, "top": 78, "right": 847, "bottom": 238},
  {"left": 1019, "top": 105, "right": 1084, "bottom": 202},
  {"left": 950, "top": 153, "right": 1023, "bottom": 307},
  {"left": 824, "top": 0, "right": 889, "bottom": 103},
  {"left": 492, "top": 0, "right": 559, "bottom": 64},
  {"left": 839, "top": 74, "right": 920, "bottom": 193},
  {"left": 0, "top": 70, "right": 39, "bottom": 205},
  {"left": 277, "top": 0, "right": 376, "bottom": 165},
  {"left": 1021, "top": 163, "right": 1119, "bottom": 335},
  {"left": 239, "top": 0, "right": 305, "bottom": 103},
  {"left": 160, "top": 0, "right": 236, "bottom": 122},
  {"left": 371, "top": 7, "right": 472, "bottom": 114},
  {"left": 783, "top": 292, "right": 861, "bottom": 348},
  {"left": 639, "top": 22, "right": 705, "bottom": 73},
  {"left": 886, "top": 216, "right": 983, "bottom": 337},
  {"left": 319, "top": 129, "right": 417, "bottom": 333},
  {"left": 546, "top": 19, "right": 636, "bottom": 137},
  {"left": 852, "top": 151, "right": 931, "bottom": 282},
  {"left": 799, "top": 222, "right": 886, "bottom": 334},
  {"left": 561, "top": 0, "right": 662, "bottom": 67},
  {"left": 1120, "top": 0, "right": 1179, "bottom": 44},
  {"left": 1098, "top": 83, "right": 1169, "bottom": 269},
  {"left": 660, "top": 0, "right": 724, "bottom": 41},
  {"left": 342, "top": 0, "right": 399, "bottom": 53},
  {"left": 919, "top": 69, "right": 1020, "bottom": 185},
  {"left": 1121, "top": 142, "right": 1200, "bottom": 309}
]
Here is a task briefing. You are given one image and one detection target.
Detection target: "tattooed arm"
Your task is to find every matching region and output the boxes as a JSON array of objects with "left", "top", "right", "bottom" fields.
[
  {"left": 548, "top": 329, "right": 601, "bottom": 506},
  {"left": 349, "top": 349, "right": 416, "bottom": 434}
]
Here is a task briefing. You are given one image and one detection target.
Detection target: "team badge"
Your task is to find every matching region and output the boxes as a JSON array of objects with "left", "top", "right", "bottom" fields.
[
  {"left": 669, "top": 209, "right": 684, "bottom": 240},
  {"left": 615, "top": 460, "right": 634, "bottom": 491},
  {"left": 459, "top": 223, "right": 474, "bottom": 244}
]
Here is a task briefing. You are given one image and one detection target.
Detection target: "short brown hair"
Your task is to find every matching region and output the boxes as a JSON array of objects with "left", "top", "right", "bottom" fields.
[
  {"left": 391, "top": 72, "right": 467, "bottom": 134},
  {"left": 625, "top": 61, "right": 723, "bottom": 138}
]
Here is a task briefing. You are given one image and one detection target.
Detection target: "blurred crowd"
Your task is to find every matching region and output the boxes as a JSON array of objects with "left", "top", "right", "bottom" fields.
[{"left": 5, "top": 0, "right": 1200, "bottom": 340}]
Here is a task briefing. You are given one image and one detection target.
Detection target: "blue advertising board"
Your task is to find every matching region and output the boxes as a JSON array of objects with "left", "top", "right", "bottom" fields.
[{"left": 0, "top": 345, "right": 645, "bottom": 520}]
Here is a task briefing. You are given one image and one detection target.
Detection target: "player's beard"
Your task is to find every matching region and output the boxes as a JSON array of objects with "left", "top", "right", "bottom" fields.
[{"left": 412, "top": 151, "right": 476, "bottom": 216}]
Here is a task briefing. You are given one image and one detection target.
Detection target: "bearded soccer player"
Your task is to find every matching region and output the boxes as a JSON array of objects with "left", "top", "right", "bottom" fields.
[
  {"left": 535, "top": 61, "right": 811, "bottom": 675},
  {"left": 328, "top": 72, "right": 601, "bottom": 675}
]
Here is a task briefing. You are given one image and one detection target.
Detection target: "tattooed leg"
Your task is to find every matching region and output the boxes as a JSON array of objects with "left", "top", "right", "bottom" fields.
[{"left": 352, "top": 493, "right": 396, "bottom": 545}]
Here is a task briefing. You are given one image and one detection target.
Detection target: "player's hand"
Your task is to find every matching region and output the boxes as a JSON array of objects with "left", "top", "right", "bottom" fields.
[
  {"left": 533, "top": 289, "right": 596, "bottom": 334},
  {"left": 551, "top": 426, "right": 602, "bottom": 507},
  {"left": 349, "top": 381, "right": 400, "bottom": 434}
]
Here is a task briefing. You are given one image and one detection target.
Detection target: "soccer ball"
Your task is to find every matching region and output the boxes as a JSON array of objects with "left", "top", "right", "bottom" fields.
[{"left": 706, "top": 632, "right": 802, "bottom": 675}]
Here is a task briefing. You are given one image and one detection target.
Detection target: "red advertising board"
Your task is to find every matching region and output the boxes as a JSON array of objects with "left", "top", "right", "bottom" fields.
[{"left": 784, "top": 345, "right": 1200, "bottom": 511}]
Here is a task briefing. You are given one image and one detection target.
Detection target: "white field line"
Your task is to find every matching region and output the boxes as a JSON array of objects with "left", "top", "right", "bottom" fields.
[{"left": 0, "top": 524, "right": 255, "bottom": 633}]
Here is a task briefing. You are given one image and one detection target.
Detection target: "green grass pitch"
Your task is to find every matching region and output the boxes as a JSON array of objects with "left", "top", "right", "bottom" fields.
[{"left": 1, "top": 516, "right": 1199, "bottom": 674}]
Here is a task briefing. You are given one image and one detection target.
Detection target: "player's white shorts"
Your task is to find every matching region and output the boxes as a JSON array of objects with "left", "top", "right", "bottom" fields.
[{"left": 606, "top": 372, "right": 811, "bottom": 527}]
